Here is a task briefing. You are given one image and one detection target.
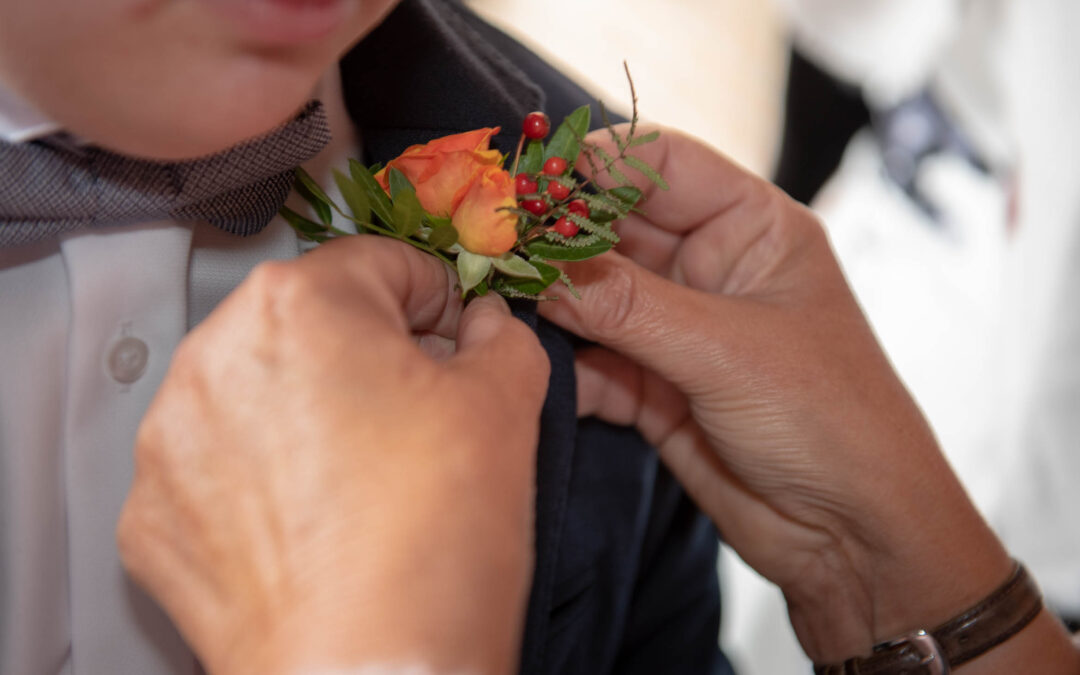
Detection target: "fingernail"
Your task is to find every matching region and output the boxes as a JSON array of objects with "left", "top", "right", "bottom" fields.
[{"left": 469, "top": 293, "right": 511, "bottom": 315}]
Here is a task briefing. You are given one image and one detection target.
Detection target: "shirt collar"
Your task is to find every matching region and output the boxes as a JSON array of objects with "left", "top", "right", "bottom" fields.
[{"left": 0, "top": 80, "right": 61, "bottom": 143}]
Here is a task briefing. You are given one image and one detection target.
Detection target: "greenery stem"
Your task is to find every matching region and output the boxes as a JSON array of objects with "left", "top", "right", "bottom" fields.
[{"left": 510, "top": 133, "right": 526, "bottom": 177}]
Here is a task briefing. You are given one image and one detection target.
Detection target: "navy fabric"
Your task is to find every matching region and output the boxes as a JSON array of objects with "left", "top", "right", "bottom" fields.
[{"left": 340, "top": 3, "right": 735, "bottom": 673}]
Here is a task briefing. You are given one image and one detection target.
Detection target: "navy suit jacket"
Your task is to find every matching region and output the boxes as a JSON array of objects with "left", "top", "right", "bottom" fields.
[{"left": 339, "top": 3, "right": 736, "bottom": 673}]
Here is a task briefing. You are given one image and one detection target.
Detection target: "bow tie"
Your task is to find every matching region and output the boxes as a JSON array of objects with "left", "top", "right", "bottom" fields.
[{"left": 0, "top": 101, "right": 331, "bottom": 248}]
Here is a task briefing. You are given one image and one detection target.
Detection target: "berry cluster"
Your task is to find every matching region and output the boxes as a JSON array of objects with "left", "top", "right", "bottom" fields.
[{"left": 515, "top": 111, "right": 591, "bottom": 239}]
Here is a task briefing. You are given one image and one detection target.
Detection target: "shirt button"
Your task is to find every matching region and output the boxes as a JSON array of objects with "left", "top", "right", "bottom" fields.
[{"left": 107, "top": 336, "right": 149, "bottom": 384}]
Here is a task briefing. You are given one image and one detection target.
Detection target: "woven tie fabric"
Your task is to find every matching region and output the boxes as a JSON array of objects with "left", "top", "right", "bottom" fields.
[{"left": 0, "top": 101, "right": 331, "bottom": 248}]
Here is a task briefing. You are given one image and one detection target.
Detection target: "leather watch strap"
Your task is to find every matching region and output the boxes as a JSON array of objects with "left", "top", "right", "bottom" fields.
[{"left": 814, "top": 562, "right": 1043, "bottom": 675}]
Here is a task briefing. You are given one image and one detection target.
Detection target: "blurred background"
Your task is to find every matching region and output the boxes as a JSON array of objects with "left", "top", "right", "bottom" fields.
[{"left": 466, "top": 1, "right": 1080, "bottom": 673}]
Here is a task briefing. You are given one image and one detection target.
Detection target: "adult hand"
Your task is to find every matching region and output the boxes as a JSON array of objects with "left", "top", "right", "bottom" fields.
[
  {"left": 539, "top": 127, "right": 1069, "bottom": 667},
  {"left": 117, "top": 237, "right": 549, "bottom": 675}
]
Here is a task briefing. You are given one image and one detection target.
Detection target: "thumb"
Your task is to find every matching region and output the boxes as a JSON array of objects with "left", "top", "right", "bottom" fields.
[
  {"left": 539, "top": 251, "right": 745, "bottom": 396},
  {"left": 451, "top": 294, "right": 550, "bottom": 410}
]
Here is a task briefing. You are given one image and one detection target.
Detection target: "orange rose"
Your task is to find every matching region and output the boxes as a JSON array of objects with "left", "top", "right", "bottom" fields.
[
  {"left": 374, "top": 127, "right": 503, "bottom": 217},
  {"left": 451, "top": 165, "right": 518, "bottom": 257}
]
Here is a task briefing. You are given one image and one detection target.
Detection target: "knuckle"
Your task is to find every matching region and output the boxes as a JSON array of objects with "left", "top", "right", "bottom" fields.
[
  {"left": 115, "top": 498, "right": 151, "bottom": 576},
  {"left": 115, "top": 502, "right": 140, "bottom": 561},
  {"left": 245, "top": 259, "right": 291, "bottom": 293},
  {"left": 167, "top": 332, "right": 205, "bottom": 378},
  {"left": 132, "top": 415, "right": 172, "bottom": 481},
  {"left": 773, "top": 188, "right": 828, "bottom": 246},
  {"left": 247, "top": 259, "right": 315, "bottom": 310},
  {"left": 798, "top": 210, "right": 830, "bottom": 248},
  {"left": 133, "top": 412, "right": 163, "bottom": 461}
]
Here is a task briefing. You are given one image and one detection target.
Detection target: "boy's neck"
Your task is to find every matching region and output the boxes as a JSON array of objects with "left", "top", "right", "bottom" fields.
[{"left": 301, "top": 66, "right": 362, "bottom": 186}]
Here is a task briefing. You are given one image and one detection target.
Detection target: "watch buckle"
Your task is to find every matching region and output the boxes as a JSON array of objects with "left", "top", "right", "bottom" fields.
[{"left": 885, "top": 630, "right": 950, "bottom": 675}]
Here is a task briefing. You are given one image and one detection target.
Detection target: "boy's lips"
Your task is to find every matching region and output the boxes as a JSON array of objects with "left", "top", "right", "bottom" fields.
[{"left": 199, "top": 0, "right": 352, "bottom": 46}]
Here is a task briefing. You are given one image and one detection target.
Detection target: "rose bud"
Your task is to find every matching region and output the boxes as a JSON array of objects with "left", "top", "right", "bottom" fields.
[
  {"left": 374, "top": 128, "right": 503, "bottom": 216},
  {"left": 452, "top": 165, "right": 519, "bottom": 257}
]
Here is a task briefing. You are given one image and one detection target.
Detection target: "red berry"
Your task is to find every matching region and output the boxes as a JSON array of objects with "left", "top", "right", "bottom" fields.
[
  {"left": 522, "top": 112, "right": 551, "bottom": 140},
  {"left": 551, "top": 216, "right": 580, "bottom": 238},
  {"left": 547, "top": 180, "right": 572, "bottom": 201},
  {"left": 520, "top": 199, "right": 548, "bottom": 217},
  {"left": 515, "top": 174, "right": 539, "bottom": 196},
  {"left": 567, "top": 199, "right": 590, "bottom": 218},
  {"left": 543, "top": 157, "right": 568, "bottom": 176}
]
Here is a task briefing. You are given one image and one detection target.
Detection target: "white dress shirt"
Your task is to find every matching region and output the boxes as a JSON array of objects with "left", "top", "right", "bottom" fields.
[{"left": 0, "top": 73, "right": 361, "bottom": 675}]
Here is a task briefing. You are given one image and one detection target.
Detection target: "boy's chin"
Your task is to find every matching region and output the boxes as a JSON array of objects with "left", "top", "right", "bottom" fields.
[{"left": 73, "top": 98, "right": 318, "bottom": 161}]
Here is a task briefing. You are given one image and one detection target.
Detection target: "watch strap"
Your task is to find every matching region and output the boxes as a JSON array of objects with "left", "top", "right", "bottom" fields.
[{"left": 814, "top": 562, "right": 1043, "bottom": 675}]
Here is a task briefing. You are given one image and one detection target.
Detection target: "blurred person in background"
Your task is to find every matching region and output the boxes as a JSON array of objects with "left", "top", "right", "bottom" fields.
[{"left": 722, "top": 0, "right": 1080, "bottom": 672}]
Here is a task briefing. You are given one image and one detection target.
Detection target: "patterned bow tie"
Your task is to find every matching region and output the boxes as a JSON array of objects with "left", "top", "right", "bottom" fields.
[{"left": 0, "top": 101, "right": 331, "bottom": 248}]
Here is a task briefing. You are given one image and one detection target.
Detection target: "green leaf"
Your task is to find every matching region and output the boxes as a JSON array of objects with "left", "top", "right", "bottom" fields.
[
  {"left": 280, "top": 205, "right": 329, "bottom": 240},
  {"left": 591, "top": 146, "right": 632, "bottom": 186},
  {"left": 427, "top": 222, "right": 459, "bottom": 250},
  {"left": 581, "top": 191, "right": 633, "bottom": 223},
  {"left": 456, "top": 251, "right": 492, "bottom": 294},
  {"left": 559, "top": 269, "right": 582, "bottom": 300},
  {"left": 582, "top": 191, "right": 626, "bottom": 212},
  {"left": 588, "top": 209, "right": 618, "bottom": 224},
  {"left": 551, "top": 233, "right": 606, "bottom": 248},
  {"left": 295, "top": 166, "right": 333, "bottom": 207},
  {"left": 610, "top": 185, "right": 644, "bottom": 207},
  {"left": 388, "top": 167, "right": 416, "bottom": 200},
  {"left": 390, "top": 188, "right": 424, "bottom": 237},
  {"left": 491, "top": 253, "right": 543, "bottom": 280},
  {"left": 568, "top": 213, "right": 619, "bottom": 243},
  {"left": 628, "top": 130, "right": 661, "bottom": 148},
  {"left": 598, "top": 100, "right": 625, "bottom": 152},
  {"left": 332, "top": 169, "right": 370, "bottom": 226},
  {"left": 544, "top": 105, "right": 591, "bottom": 165},
  {"left": 349, "top": 159, "right": 368, "bottom": 184},
  {"left": 526, "top": 239, "right": 613, "bottom": 261},
  {"left": 294, "top": 167, "right": 333, "bottom": 226},
  {"left": 548, "top": 174, "right": 577, "bottom": 189},
  {"left": 349, "top": 160, "right": 394, "bottom": 226},
  {"left": 496, "top": 259, "right": 560, "bottom": 296},
  {"left": 518, "top": 140, "right": 545, "bottom": 175},
  {"left": 492, "top": 287, "right": 547, "bottom": 300},
  {"left": 623, "top": 156, "right": 669, "bottom": 190}
]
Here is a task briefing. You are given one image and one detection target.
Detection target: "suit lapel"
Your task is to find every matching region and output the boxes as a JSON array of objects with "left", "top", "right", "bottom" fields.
[
  {"left": 339, "top": 0, "right": 543, "bottom": 158},
  {"left": 337, "top": 3, "right": 576, "bottom": 671}
]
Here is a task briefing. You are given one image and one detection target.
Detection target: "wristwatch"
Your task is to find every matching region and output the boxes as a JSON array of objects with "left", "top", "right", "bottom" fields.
[{"left": 814, "top": 562, "right": 1043, "bottom": 675}]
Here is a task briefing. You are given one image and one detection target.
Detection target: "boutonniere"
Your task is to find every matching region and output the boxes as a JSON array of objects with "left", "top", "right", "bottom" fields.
[{"left": 282, "top": 67, "right": 667, "bottom": 299}]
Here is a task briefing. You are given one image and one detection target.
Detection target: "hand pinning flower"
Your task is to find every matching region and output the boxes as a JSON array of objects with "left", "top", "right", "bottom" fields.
[{"left": 281, "top": 63, "right": 668, "bottom": 300}]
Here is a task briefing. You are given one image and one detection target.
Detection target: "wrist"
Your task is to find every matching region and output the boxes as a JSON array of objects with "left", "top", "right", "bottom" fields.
[
  {"left": 220, "top": 597, "right": 516, "bottom": 675},
  {"left": 782, "top": 458, "right": 1013, "bottom": 662},
  {"left": 213, "top": 541, "right": 527, "bottom": 675}
]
